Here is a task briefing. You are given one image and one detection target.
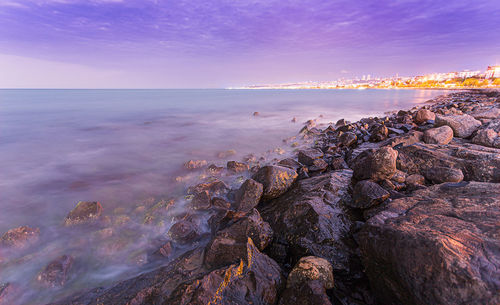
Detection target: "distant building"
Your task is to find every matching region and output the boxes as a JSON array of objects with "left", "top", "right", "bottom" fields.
[
  {"left": 485, "top": 66, "right": 500, "bottom": 78},
  {"left": 457, "top": 70, "right": 481, "bottom": 78}
]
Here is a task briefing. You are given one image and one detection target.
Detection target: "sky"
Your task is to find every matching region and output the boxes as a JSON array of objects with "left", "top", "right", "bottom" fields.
[{"left": 0, "top": 0, "right": 499, "bottom": 88}]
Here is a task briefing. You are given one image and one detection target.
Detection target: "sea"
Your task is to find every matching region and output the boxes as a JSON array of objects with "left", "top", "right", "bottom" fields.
[{"left": 0, "top": 88, "right": 448, "bottom": 304}]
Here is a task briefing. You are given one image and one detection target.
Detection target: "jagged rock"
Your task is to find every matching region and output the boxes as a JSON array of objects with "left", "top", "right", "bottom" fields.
[
  {"left": 396, "top": 142, "right": 500, "bottom": 182},
  {"left": 339, "top": 132, "right": 357, "bottom": 147},
  {"left": 168, "top": 239, "right": 283, "bottom": 305},
  {"left": 391, "top": 170, "right": 406, "bottom": 183},
  {"left": 423, "top": 126, "right": 453, "bottom": 144},
  {"left": 423, "top": 167, "right": 464, "bottom": 184},
  {"left": 278, "top": 158, "right": 303, "bottom": 170},
  {"left": 190, "top": 190, "right": 211, "bottom": 210},
  {"left": 204, "top": 209, "right": 272, "bottom": 269},
  {"left": 357, "top": 182, "right": 500, "bottom": 305},
  {"left": 472, "top": 129, "right": 498, "bottom": 148},
  {"left": 406, "top": 174, "right": 425, "bottom": 185},
  {"left": 211, "top": 197, "right": 231, "bottom": 210},
  {"left": 142, "top": 199, "right": 175, "bottom": 225},
  {"left": 330, "top": 156, "right": 349, "bottom": 170},
  {"left": 184, "top": 160, "right": 208, "bottom": 170},
  {"left": 235, "top": 179, "right": 263, "bottom": 213},
  {"left": 414, "top": 109, "right": 435, "bottom": 124},
  {"left": 252, "top": 166, "right": 297, "bottom": 200},
  {"left": 37, "top": 255, "right": 74, "bottom": 288},
  {"left": 278, "top": 280, "right": 332, "bottom": 305},
  {"left": 435, "top": 114, "right": 481, "bottom": 138},
  {"left": 168, "top": 220, "right": 200, "bottom": 243},
  {"left": 188, "top": 179, "right": 229, "bottom": 198},
  {"left": 385, "top": 130, "right": 423, "bottom": 147},
  {"left": 349, "top": 180, "right": 390, "bottom": 209},
  {"left": 470, "top": 107, "right": 500, "bottom": 120},
  {"left": 298, "top": 148, "right": 324, "bottom": 166},
  {"left": 309, "top": 159, "right": 328, "bottom": 172},
  {"left": 227, "top": 161, "right": 249, "bottom": 173},
  {"left": 0, "top": 283, "right": 19, "bottom": 305},
  {"left": 64, "top": 201, "right": 102, "bottom": 226},
  {"left": 351, "top": 146, "right": 398, "bottom": 182},
  {"left": 0, "top": 226, "right": 40, "bottom": 249},
  {"left": 369, "top": 124, "right": 388, "bottom": 142},
  {"left": 286, "top": 256, "right": 334, "bottom": 289}
]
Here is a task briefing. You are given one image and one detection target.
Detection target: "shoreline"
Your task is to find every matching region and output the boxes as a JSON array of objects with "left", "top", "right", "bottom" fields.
[{"left": 2, "top": 89, "right": 500, "bottom": 305}]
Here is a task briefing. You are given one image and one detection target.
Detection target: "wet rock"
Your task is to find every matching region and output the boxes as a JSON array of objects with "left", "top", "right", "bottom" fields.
[
  {"left": 336, "top": 118, "right": 348, "bottom": 126},
  {"left": 0, "top": 226, "right": 40, "bottom": 249},
  {"left": 227, "top": 161, "right": 249, "bottom": 173},
  {"left": 252, "top": 165, "right": 298, "bottom": 200},
  {"left": 406, "top": 174, "right": 425, "bottom": 185},
  {"left": 235, "top": 179, "right": 263, "bottom": 212},
  {"left": 211, "top": 197, "right": 231, "bottom": 210},
  {"left": 0, "top": 283, "right": 19, "bottom": 305},
  {"left": 396, "top": 142, "right": 500, "bottom": 182},
  {"left": 149, "top": 240, "right": 173, "bottom": 261},
  {"left": 330, "top": 156, "right": 349, "bottom": 170},
  {"left": 387, "top": 127, "right": 404, "bottom": 135},
  {"left": 369, "top": 124, "right": 388, "bottom": 142},
  {"left": 143, "top": 199, "right": 175, "bottom": 225},
  {"left": 278, "top": 280, "right": 332, "bottom": 305},
  {"left": 309, "top": 159, "right": 328, "bottom": 172},
  {"left": 424, "top": 167, "right": 464, "bottom": 184},
  {"left": 37, "top": 255, "right": 74, "bottom": 288},
  {"left": 278, "top": 158, "right": 303, "bottom": 170},
  {"left": 298, "top": 148, "right": 324, "bottom": 166},
  {"left": 64, "top": 201, "right": 102, "bottom": 226},
  {"left": 391, "top": 170, "right": 406, "bottom": 183},
  {"left": 253, "top": 111, "right": 260, "bottom": 116},
  {"left": 184, "top": 160, "right": 208, "bottom": 170},
  {"left": 339, "top": 132, "right": 357, "bottom": 147},
  {"left": 188, "top": 179, "right": 229, "bottom": 198},
  {"left": 349, "top": 180, "right": 390, "bottom": 209},
  {"left": 204, "top": 209, "right": 272, "bottom": 269},
  {"left": 472, "top": 129, "right": 498, "bottom": 148},
  {"left": 190, "top": 190, "right": 211, "bottom": 210},
  {"left": 206, "top": 164, "right": 224, "bottom": 176},
  {"left": 357, "top": 182, "right": 500, "bottom": 305},
  {"left": 169, "top": 239, "right": 283, "bottom": 305},
  {"left": 351, "top": 146, "right": 398, "bottom": 182},
  {"left": 435, "top": 114, "right": 482, "bottom": 138},
  {"left": 286, "top": 256, "right": 334, "bottom": 289},
  {"left": 423, "top": 125, "right": 453, "bottom": 145},
  {"left": 414, "top": 109, "right": 435, "bottom": 124},
  {"left": 168, "top": 220, "right": 200, "bottom": 243}
]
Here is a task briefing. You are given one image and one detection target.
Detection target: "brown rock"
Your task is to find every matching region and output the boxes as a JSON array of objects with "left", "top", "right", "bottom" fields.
[
  {"left": 349, "top": 180, "right": 390, "bottom": 209},
  {"left": 252, "top": 165, "right": 298, "bottom": 200},
  {"left": 339, "top": 132, "right": 357, "bottom": 147},
  {"left": 286, "top": 256, "right": 334, "bottom": 289},
  {"left": 235, "top": 179, "right": 263, "bottom": 212},
  {"left": 424, "top": 167, "right": 464, "bottom": 184},
  {"left": 309, "top": 158, "right": 328, "bottom": 172},
  {"left": 435, "top": 114, "right": 482, "bottom": 138},
  {"left": 298, "top": 148, "right": 324, "bottom": 166},
  {"left": 279, "top": 280, "right": 332, "bottom": 305},
  {"left": 190, "top": 190, "right": 211, "bottom": 210},
  {"left": 278, "top": 158, "right": 303, "bottom": 170},
  {"left": 64, "top": 201, "right": 102, "bottom": 226},
  {"left": 414, "top": 109, "right": 435, "bottom": 124},
  {"left": 37, "top": 255, "right": 74, "bottom": 288},
  {"left": 188, "top": 179, "right": 229, "bottom": 198},
  {"left": 406, "top": 174, "right": 425, "bottom": 185},
  {"left": 423, "top": 125, "right": 453, "bottom": 144},
  {"left": 227, "top": 161, "right": 249, "bottom": 173},
  {"left": 370, "top": 124, "right": 389, "bottom": 142},
  {"left": 472, "top": 129, "right": 498, "bottom": 148},
  {"left": 0, "top": 226, "right": 40, "bottom": 249},
  {"left": 168, "top": 220, "right": 200, "bottom": 243},
  {"left": 351, "top": 146, "right": 398, "bottom": 182},
  {"left": 184, "top": 160, "right": 208, "bottom": 170}
]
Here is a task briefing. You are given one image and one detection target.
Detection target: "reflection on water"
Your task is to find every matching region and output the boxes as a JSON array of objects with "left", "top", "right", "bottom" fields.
[{"left": 0, "top": 89, "right": 447, "bottom": 304}]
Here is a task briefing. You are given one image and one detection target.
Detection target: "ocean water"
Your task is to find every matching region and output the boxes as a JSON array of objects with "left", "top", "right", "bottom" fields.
[{"left": 0, "top": 89, "right": 447, "bottom": 304}]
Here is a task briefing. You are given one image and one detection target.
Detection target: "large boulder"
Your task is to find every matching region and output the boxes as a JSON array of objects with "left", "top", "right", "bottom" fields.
[
  {"left": 234, "top": 179, "right": 263, "bottom": 212},
  {"left": 252, "top": 166, "right": 297, "bottom": 200},
  {"left": 435, "top": 114, "right": 481, "bottom": 138},
  {"left": 298, "top": 148, "right": 324, "bottom": 166},
  {"left": 423, "top": 125, "right": 453, "bottom": 145},
  {"left": 286, "top": 256, "right": 334, "bottom": 289},
  {"left": 278, "top": 281, "right": 332, "bottom": 305},
  {"left": 350, "top": 146, "right": 398, "bottom": 182},
  {"left": 472, "top": 129, "right": 499, "bottom": 148},
  {"left": 357, "top": 182, "right": 500, "bottom": 305},
  {"left": 349, "top": 180, "right": 390, "bottom": 209},
  {"left": 204, "top": 209, "right": 272, "bottom": 269},
  {"left": 396, "top": 142, "right": 500, "bottom": 182},
  {"left": 414, "top": 109, "right": 435, "bottom": 124},
  {"left": 64, "top": 201, "right": 102, "bottom": 226}
]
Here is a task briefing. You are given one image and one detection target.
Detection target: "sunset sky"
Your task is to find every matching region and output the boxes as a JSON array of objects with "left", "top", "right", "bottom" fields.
[{"left": 1, "top": 0, "right": 499, "bottom": 88}]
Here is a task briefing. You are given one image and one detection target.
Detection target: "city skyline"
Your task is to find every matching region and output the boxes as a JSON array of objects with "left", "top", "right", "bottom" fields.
[{"left": 0, "top": 0, "right": 500, "bottom": 88}]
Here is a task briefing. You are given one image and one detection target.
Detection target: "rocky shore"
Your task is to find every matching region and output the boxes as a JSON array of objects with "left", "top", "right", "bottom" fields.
[{"left": 2, "top": 90, "right": 500, "bottom": 305}]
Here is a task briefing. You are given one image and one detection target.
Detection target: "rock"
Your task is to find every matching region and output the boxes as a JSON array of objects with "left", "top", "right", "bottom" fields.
[
  {"left": 391, "top": 170, "right": 407, "bottom": 183},
  {"left": 0, "top": 226, "right": 40, "bottom": 249},
  {"left": 0, "top": 283, "right": 19, "bottom": 305},
  {"left": 470, "top": 107, "right": 500, "bottom": 120},
  {"left": 357, "top": 182, "right": 500, "bottom": 305},
  {"left": 168, "top": 220, "right": 200, "bottom": 243},
  {"left": 298, "top": 148, "right": 324, "bottom": 166},
  {"left": 169, "top": 239, "right": 283, "bottom": 305},
  {"left": 204, "top": 209, "right": 272, "bottom": 269},
  {"left": 351, "top": 146, "right": 398, "bottom": 182},
  {"left": 435, "top": 114, "right": 481, "bottom": 138},
  {"left": 252, "top": 165, "right": 298, "bottom": 200},
  {"left": 339, "top": 132, "right": 357, "bottom": 147},
  {"left": 396, "top": 142, "right": 500, "bottom": 182},
  {"left": 278, "top": 280, "right": 332, "bottom": 305},
  {"left": 234, "top": 179, "right": 263, "bottom": 212},
  {"left": 227, "top": 161, "right": 249, "bottom": 173},
  {"left": 309, "top": 159, "right": 328, "bottom": 172},
  {"left": 472, "top": 129, "right": 498, "bottom": 148},
  {"left": 142, "top": 199, "right": 175, "bottom": 225},
  {"left": 330, "top": 156, "right": 349, "bottom": 170},
  {"left": 211, "top": 197, "right": 231, "bottom": 210},
  {"left": 206, "top": 164, "right": 224, "bottom": 176},
  {"left": 37, "top": 255, "right": 74, "bottom": 288},
  {"left": 423, "top": 126, "right": 453, "bottom": 144},
  {"left": 278, "top": 158, "right": 303, "bottom": 170},
  {"left": 190, "top": 190, "right": 211, "bottom": 210},
  {"left": 414, "top": 109, "right": 435, "bottom": 124},
  {"left": 349, "top": 180, "right": 390, "bottom": 209},
  {"left": 64, "top": 201, "right": 102, "bottom": 226},
  {"left": 286, "top": 256, "right": 334, "bottom": 289},
  {"left": 336, "top": 118, "right": 348, "bottom": 126},
  {"left": 387, "top": 127, "right": 404, "bottom": 135},
  {"left": 424, "top": 167, "right": 464, "bottom": 184},
  {"left": 369, "top": 124, "right": 389, "bottom": 142},
  {"left": 184, "top": 160, "right": 207, "bottom": 170},
  {"left": 188, "top": 179, "right": 229, "bottom": 198},
  {"left": 406, "top": 174, "right": 425, "bottom": 185},
  {"left": 217, "top": 149, "right": 236, "bottom": 159},
  {"left": 253, "top": 111, "right": 260, "bottom": 116}
]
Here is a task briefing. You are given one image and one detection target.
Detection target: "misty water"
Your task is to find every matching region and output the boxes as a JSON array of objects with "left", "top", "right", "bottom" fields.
[{"left": 0, "top": 89, "right": 448, "bottom": 304}]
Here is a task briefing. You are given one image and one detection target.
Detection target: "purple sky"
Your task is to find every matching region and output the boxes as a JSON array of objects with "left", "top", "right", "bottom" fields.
[{"left": 0, "top": 0, "right": 499, "bottom": 88}]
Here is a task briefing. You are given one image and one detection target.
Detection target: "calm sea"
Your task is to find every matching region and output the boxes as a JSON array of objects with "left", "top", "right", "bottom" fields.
[{"left": 0, "top": 89, "right": 447, "bottom": 304}]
